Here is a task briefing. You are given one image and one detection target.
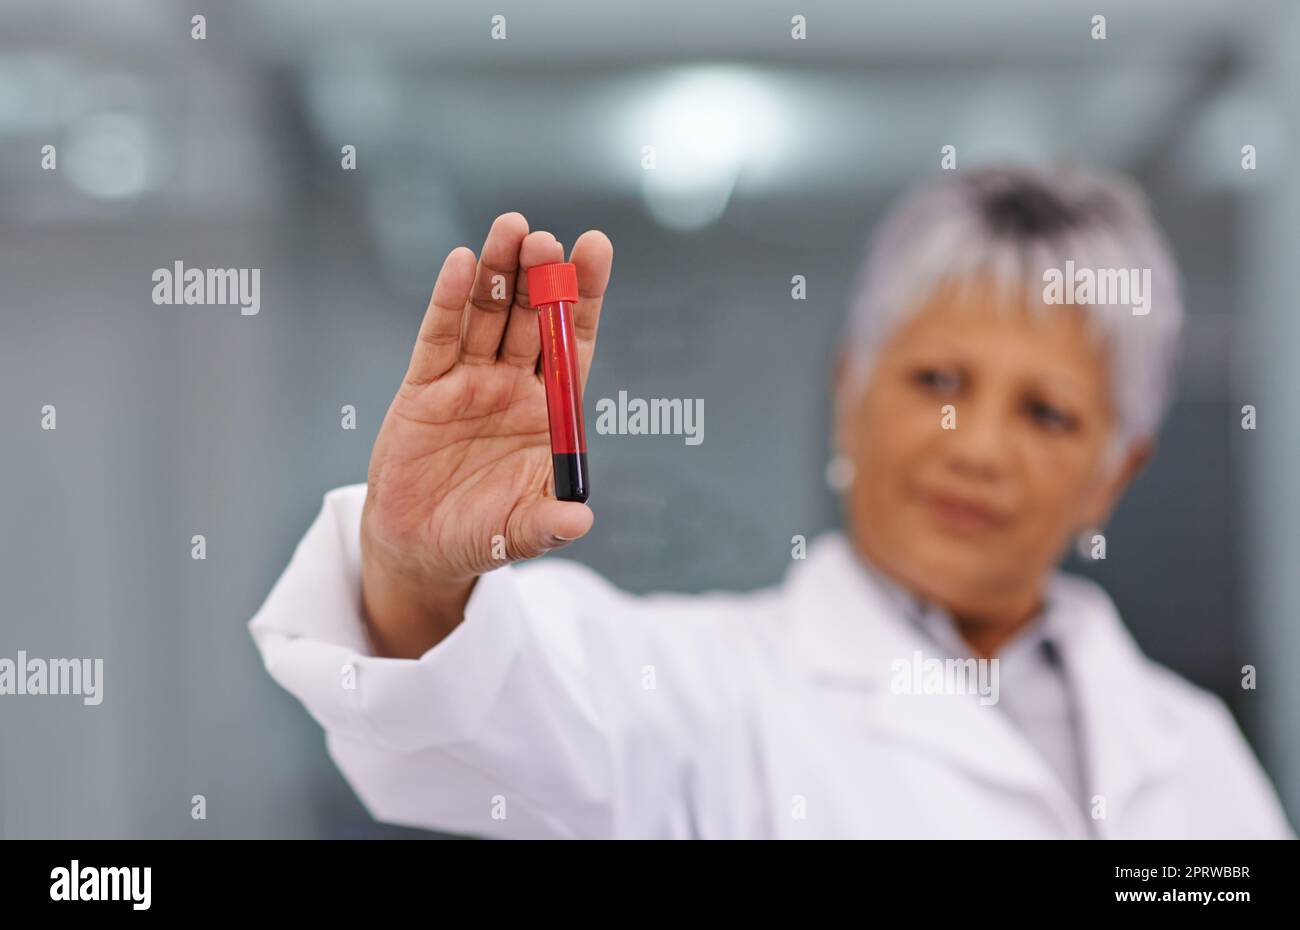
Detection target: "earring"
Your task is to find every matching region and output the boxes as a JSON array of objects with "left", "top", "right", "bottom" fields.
[{"left": 825, "top": 453, "right": 855, "bottom": 493}]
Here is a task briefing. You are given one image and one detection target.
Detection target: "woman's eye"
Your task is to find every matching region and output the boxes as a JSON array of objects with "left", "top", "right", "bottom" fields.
[
  {"left": 913, "top": 367, "right": 962, "bottom": 394},
  {"left": 1026, "top": 399, "right": 1077, "bottom": 432}
]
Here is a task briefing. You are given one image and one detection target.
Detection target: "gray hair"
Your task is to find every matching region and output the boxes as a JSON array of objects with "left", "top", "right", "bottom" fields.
[{"left": 842, "top": 164, "right": 1184, "bottom": 457}]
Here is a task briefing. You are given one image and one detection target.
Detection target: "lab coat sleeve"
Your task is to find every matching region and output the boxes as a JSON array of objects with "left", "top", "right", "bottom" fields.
[{"left": 249, "top": 483, "right": 762, "bottom": 839}]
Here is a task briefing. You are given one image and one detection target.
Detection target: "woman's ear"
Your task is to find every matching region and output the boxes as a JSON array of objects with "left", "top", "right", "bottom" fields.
[
  {"left": 1080, "top": 437, "right": 1155, "bottom": 529},
  {"left": 831, "top": 350, "right": 850, "bottom": 446},
  {"left": 831, "top": 350, "right": 848, "bottom": 401}
]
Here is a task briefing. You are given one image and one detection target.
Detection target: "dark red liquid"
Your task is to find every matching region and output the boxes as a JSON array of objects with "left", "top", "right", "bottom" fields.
[{"left": 537, "top": 300, "right": 589, "bottom": 502}]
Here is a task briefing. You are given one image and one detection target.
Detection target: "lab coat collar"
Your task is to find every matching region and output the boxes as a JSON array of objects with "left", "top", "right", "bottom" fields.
[{"left": 787, "top": 532, "right": 1185, "bottom": 825}]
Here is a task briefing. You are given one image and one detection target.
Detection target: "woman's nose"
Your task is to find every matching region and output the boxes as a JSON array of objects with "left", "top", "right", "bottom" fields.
[{"left": 941, "top": 403, "right": 1013, "bottom": 482}]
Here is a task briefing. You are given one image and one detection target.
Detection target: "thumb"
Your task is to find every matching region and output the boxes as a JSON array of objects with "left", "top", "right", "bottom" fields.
[{"left": 508, "top": 498, "right": 594, "bottom": 561}]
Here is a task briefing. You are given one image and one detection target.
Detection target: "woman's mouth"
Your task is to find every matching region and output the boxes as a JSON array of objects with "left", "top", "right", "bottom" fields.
[{"left": 918, "top": 489, "right": 1010, "bottom": 534}]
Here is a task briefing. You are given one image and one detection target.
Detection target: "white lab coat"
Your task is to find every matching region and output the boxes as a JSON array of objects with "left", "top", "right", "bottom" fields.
[{"left": 249, "top": 484, "right": 1294, "bottom": 839}]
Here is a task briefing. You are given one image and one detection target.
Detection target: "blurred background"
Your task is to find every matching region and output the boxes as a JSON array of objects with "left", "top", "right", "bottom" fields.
[{"left": 1, "top": 0, "right": 1297, "bottom": 838}]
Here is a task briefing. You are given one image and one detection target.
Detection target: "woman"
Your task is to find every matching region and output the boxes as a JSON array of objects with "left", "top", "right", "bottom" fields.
[{"left": 250, "top": 165, "right": 1293, "bottom": 838}]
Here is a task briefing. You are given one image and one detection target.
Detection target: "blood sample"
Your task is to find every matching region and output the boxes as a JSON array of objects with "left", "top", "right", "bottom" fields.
[{"left": 527, "top": 261, "right": 590, "bottom": 502}]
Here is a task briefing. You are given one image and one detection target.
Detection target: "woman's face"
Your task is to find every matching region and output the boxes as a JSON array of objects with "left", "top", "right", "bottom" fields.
[{"left": 838, "top": 280, "right": 1148, "bottom": 628}]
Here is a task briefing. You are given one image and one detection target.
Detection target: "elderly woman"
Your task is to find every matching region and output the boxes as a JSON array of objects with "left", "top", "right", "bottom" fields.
[{"left": 250, "top": 165, "right": 1292, "bottom": 839}]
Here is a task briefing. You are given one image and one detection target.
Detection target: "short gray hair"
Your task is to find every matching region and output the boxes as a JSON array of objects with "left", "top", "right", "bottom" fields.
[{"left": 842, "top": 164, "right": 1184, "bottom": 454}]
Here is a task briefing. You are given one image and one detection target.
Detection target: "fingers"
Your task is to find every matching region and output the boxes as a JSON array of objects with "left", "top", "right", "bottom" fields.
[
  {"left": 498, "top": 231, "right": 565, "bottom": 370},
  {"left": 568, "top": 230, "right": 614, "bottom": 387},
  {"left": 403, "top": 218, "right": 610, "bottom": 389},
  {"left": 460, "top": 212, "right": 531, "bottom": 364},
  {"left": 404, "top": 246, "right": 477, "bottom": 387},
  {"left": 507, "top": 498, "right": 594, "bottom": 561}
]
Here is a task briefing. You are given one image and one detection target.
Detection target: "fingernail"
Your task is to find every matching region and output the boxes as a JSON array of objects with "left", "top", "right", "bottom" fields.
[{"left": 551, "top": 533, "right": 576, "bottom": 543}]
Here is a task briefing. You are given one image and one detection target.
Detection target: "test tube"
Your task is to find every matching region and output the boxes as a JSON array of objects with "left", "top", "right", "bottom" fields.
[{"left": 527, "top": 261, "right": 590, "bottom": 502}]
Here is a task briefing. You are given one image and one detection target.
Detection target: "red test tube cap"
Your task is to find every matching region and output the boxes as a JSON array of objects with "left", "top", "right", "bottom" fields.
[{"left": 527, "top": 262, "right": 579, "bottom": 308}]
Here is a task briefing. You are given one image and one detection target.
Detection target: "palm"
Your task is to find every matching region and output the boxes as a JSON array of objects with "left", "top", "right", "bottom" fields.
[
  {"left": 363, "top": 214, "right": 612, "bottom": 581},
  {"left": 369, "top": 365, "right": 552, "bottom": 576}
]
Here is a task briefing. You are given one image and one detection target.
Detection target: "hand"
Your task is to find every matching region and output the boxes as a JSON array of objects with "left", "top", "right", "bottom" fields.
[{"left": 360, "top": 213, "right": 613, "bottom": 657}]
